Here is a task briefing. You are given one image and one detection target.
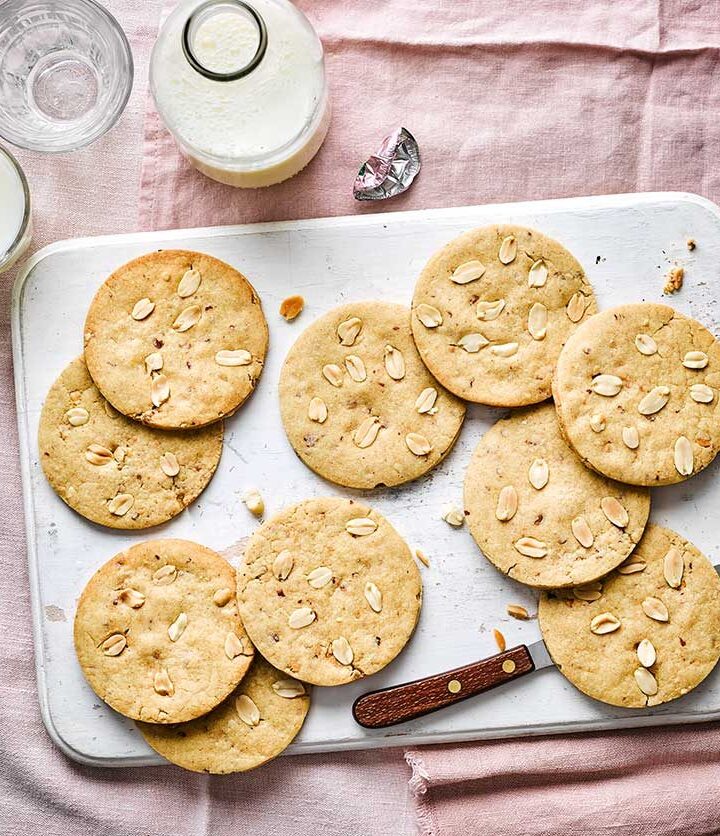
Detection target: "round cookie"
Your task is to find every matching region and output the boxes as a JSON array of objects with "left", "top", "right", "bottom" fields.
[
  {"left": 74, "top": 539, "right": 254, "bottom": 723},
  {"left": 553, "top": 303, "right": 720, "bottom": 486},
  {"left": 464, "top": 403, "right": 650, "bottom": 588},
  {"left": 237, "top": 497, "right": 422, "bottom": 686},
  {"left": 539, "top": 524, "right": 720, "bottom": 708},
  {"left": 39, "top": 357, "right": 223, "bottom": 529},
  {"left": 137, "top": 656, "right": 310, "bottom": 773},
  {"left": 279, "top": 301, "right": 466, "bottom": 489},
  {"left": 411, "top": 224, "right": 596, "bottom": 406},
  {"left": 84, "top": 249, "right": 268, "bottom": 429}
]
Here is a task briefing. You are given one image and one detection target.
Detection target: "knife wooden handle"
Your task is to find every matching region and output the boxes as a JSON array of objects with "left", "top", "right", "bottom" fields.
[{"left": 352, "top": 645, "right": 535, "bottom": 729}]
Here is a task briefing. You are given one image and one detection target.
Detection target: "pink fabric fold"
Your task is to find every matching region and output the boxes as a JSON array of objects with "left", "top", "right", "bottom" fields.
[
  {"left": 4, "top": 1, "right": 720, "bottom": 834},
  {"left": 139, "top": 0, "right": 720, "bottom": 232},
  {"left": 407, "top": 724, "right": 720, "bottom": 836}
]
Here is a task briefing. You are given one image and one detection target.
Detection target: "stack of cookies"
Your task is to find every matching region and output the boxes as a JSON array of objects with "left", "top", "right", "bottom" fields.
[
  {"left": 407, "top": 225, "right": 720, "bottom": 709},
  {"left": 43, "top": 224, "right": 720, "bottom": 771},
  {"left": 278, "top": 223, "right": 720, "bottom": 710},
  {"left": 39, "top": 249, "right": 268, "bottom": 528},
  {"left": 43, "top": 249, "right": 423, "bottom": 772},
  {"left": 72, "top": 498, "right": 422, "bottom": 773}
]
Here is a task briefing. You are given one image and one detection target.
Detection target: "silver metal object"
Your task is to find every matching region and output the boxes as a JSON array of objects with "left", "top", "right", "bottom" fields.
[
  {"left": 353, "top": 127, "right": 421, "bottom": 201},
  {"left": 527, "top": 638, "right": 554, "bottom": 671}
]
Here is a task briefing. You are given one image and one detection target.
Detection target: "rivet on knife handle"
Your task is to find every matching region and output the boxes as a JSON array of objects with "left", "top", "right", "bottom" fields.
[{"left": 352, "top": 646, "right": 535, "bottom": 729}]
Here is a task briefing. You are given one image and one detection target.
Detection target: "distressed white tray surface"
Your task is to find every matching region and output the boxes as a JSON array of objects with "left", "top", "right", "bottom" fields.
[{"left": 13, "top": 193, "right": 720, "bottom": 768}]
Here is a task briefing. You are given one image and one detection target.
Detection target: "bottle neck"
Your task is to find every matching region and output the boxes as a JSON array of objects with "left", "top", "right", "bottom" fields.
[{"left": 181, "top": 0, "right": 268, "bottom": 82}]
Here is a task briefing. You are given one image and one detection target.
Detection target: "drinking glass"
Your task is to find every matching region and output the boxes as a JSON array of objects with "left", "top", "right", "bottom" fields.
[
  {"left": 0, "top": 0, "right": 133, "bottom": 152},
  {"left": 0, "top": 144, "right": 31, "bottom": 272}
]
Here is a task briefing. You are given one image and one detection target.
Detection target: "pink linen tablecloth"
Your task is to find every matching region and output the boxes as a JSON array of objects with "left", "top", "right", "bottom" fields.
[{"left": 4, "top": 1, "right": 720, "bottom": 834}]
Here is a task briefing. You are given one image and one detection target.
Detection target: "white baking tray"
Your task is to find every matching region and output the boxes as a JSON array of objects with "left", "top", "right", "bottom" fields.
[{"left": 12, "top": 192, "right": 720, "bottom": 768}]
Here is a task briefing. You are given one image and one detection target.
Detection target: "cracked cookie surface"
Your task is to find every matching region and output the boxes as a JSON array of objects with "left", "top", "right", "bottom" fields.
[
  {"left": 39, "top": 357, "right": 223, "bottom": 529},
  {"left": 84, "top": 249, "right": 268, "bottom": 429},
  {"left": 279, "top": 301, "right": 466, "bottom": 489},
  {"left": 553, "top": 303, "right": 720, "bottom": 485},
  {"left": 237, "top": 497, "right": 422, "bottom": 686},
  {"left": 539, "top": 524, "right": 720, "bottom": 708},
  {"left": 464, "top": 403, "right": 650, "bottom": 588},
  {"left": 411, "top": 225, "right": 596, "bottom": 406},
  {"left": 137, "top": 656, "right": 310, "bottom": 773},
  {"left": 74, "top": 539, "right": 253, "bottom": 723}
]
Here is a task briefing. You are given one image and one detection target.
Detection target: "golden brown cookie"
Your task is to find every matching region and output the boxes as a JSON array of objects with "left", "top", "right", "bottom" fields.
[
  {"left": 464, "top": 403, "right": 650, "bottom": 588},
  {"left": 74, "top": 539, "right": 253, "bottom": 723},
  {"left": 84, "top": 250, "right": 268, "bottom": 429},
  {"left": 279, "top": 301, "right": 466, "bottom": 489},
  {"left": 237, "top": 497, "right": 422, "bottom": 686},
  {"left": 137, "top": 657, "right": 310, "bottom": 773},
  {"left": 553, "top": 303, "right": 720, "bottom": 485},
  {"left": 411, "top": 225, "right": 596, "bottom": 405},
  {"left": 539, "top": 524, "right": 720, "bottom": 708},
  {"left": 39, "top": 357, "right": 223, "bottom": 529}
]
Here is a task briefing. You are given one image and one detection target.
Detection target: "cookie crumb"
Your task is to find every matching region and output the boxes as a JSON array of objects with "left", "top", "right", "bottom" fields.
[
  {"left": 280, "top": 295, "right": 304, "bottom": 321},
  {"left": 663, "top": 265, "right": 684, "bottom": 294},
  {"left": 687, "top": 238, "right": 696, "bottom": 251},
  {"left": 493, "top": 628, "right": 506, "bottom": 652},
  {"left": 506, "top": 604, "right": 531, "bottom": 620}
]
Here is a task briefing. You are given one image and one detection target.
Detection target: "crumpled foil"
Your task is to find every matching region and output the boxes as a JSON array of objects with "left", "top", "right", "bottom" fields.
[{"left": 353, "top": 127, "right": 421, "bottom": 201}]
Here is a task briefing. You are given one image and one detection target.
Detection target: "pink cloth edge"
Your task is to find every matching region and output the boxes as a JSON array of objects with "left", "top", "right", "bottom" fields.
[{"left": 406, "top": 751, "right": 436, "bottom": 836}]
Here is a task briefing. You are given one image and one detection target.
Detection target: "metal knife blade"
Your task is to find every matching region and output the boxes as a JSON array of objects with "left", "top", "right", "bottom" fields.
[{"left": 527, "top": 638, "right": 554, "bottom": 670}]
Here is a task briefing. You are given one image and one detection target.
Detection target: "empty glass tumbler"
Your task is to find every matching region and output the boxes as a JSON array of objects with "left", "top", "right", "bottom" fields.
[{"left": 0, "top": 0, "right": 133, "bottom": 152}]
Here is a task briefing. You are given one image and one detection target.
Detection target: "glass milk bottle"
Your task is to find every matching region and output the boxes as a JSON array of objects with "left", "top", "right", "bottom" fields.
[{"left": 150, "top": 0, "right": 330, "bottom": 188}]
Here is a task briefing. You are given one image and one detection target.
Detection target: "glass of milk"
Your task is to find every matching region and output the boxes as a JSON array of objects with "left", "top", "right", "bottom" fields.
[
  {"left": 150, "top": 0, "right": 330, "bottom": 188},
  {"left": 0, "top": 145, "right": 31, "bottom": 274}
]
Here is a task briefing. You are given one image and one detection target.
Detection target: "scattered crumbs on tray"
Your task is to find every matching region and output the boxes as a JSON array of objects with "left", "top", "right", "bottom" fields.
[
  {"left": 663, "top": 265, "right": 684, "bottom": 295},
  {"left": 687, "top": 238, "right": 696, "bottom": 251},
  {"left": 493, "top": 628, "right": 506, "bottom": 652},
  {"left": 44, "top": 604, "right": 66, "bottom": 622}
]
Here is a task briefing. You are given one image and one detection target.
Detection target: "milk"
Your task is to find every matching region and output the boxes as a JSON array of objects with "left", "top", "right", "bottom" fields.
[
  {"left": 193, "top": 11, "right": 260, "bottom": 74},
  {"left": 0, "top": 149, "right": 30, "bottom": 271},
  {"left": 151, "top": 0, "right": 330, "bottom": 187}
]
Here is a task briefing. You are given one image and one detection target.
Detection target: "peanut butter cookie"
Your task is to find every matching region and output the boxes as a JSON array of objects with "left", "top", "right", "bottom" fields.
[
  {"left": 39, "top": 357, "right": 223, "bottom": 529},
  {"left": 84, "top": 250, "right": 268, "bottom": 429},
  {"left": 553, "top": 303, "right": 720, "bottom": 485},
  {"left": 464, "top": 403, "right": 650, "bottom": 588},
  {"left": 74, "top": 539, "right": 253, "bottom": 723},
  {"left": 411, "top": 225, "right": 596, "bottom": 405},
  {"left": 137, "top": 656, "right": 310, "bottom": 773},
  {"left": 237, "top": 497, "right": 422, "bottom": 686},
  {"left": 539, "top": 524, "right": 720, "bottom": 708},
  {"left": 279, "top": 301, "right": 465, "bottom": 489}
]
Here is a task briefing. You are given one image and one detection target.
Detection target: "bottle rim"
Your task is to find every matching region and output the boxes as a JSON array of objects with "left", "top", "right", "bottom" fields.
[{"left": 181, "top": 0, "right": 268, "bottom": 82}]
